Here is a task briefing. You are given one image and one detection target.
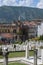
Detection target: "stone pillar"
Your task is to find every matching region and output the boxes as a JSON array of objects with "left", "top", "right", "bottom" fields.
[
  {"left": 25, "top": 44, "right": 29, "bottom": 59},
  {"left": 2, "top": 47, "right": 9, "bottom": 65},
  {"left": 34, "top": 49, "right": 37, "bottom": 65},
  {"left": 37, "top": 47, "right": 41, "bottom": 57},
  {"left": 41, "top": 49, "right": 43, "bottom": 64},
  {"left": 3, "top": 55, "right": 8, "bottom": 65}
]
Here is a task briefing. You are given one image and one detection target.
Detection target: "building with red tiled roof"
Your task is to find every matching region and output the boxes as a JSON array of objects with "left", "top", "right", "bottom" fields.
[{"left": 0, "top": 20, "right": 41, "bottom": 44}]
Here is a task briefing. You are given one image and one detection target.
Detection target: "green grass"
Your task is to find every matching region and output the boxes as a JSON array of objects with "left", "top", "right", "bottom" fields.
[
  {"left": 0, "top": 62, "right": 27, "bottom": 65},
  {"left": 8, "top": 51, "right": 25, "bottom": 58},
  {"left": 0, "top": 50, "right": 34, "bottom": 58},
  {"left": 0, "top": 55, "right": 3, "bottom": 58},
  {"left": 8, "top": 62, "right": 27, "bottom": 65},
  {"left": 29, "top": 50, "right": 34, "bottom": 56}
]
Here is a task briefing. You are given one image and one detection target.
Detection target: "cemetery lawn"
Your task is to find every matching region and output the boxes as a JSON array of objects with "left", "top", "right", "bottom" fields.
[
  {"left": 8, "top": 62, "right": 27, "bottom": 65},
  {"left": 0, "top": 50, "right": 34, "bottom": 58},
  {"left": 8, "top": 51, "right": 25, "bottom": 58},
  {"left": 9, "top": 63, "right": 26, "bottom": 65},
  {"left": 0, "top": 62, "right": 27, "bottom": 65}
]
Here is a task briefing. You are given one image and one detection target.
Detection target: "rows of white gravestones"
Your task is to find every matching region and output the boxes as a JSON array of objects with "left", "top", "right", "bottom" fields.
[
  {"left": 25, "top": 40, "right": 43, "bottom": 64},
  {"left": 0, "top": 40, "right": 43, "bottom": 58},
  {"left": 0, "top": 40, "right": 43, "bottom": 51},
  {"left": 1, "top": 44, "right": 26, "bottom": 51},
  {"left": 2, "top": 44, "right": 14, "bottom": 51},
  {"left": 0, "top": 40, "right": 43, "bottom": 64}
]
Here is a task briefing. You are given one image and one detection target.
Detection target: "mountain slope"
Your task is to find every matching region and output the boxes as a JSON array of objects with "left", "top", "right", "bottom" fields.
[{"left": 0, "top": 6, "right": 43, "bottom": 23}]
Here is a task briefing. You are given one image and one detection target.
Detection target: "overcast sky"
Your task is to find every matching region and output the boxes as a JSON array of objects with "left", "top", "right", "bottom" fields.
[{"left": 0, "top": 0, "right": 43, "bottom": 36}]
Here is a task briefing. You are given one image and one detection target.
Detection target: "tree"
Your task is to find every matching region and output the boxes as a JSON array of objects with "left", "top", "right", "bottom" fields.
[{"left": 39, "top": 35, "right": 43, "bottom": 40}]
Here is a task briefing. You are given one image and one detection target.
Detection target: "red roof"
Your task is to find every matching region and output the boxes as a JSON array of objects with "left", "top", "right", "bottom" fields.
[
  {"left": 23, "top": 21, "right": 37, "bottom": 26},
  {"left": 0, "top": 33, "right": 14, "bottom": 38}
]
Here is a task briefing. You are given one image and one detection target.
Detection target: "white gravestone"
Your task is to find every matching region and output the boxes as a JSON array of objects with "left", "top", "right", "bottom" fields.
[
  {"left": 37, "top": 47, "right": 41, "bottom": 57},
  {"left": 36, "top": 41, "right": 41, "bottom": 57},
  {"left": 41, "top": 49, "right": 43, "bottom": 64},
  {"left": 25, "top": 44, "right": 29, "bottom": 59}
]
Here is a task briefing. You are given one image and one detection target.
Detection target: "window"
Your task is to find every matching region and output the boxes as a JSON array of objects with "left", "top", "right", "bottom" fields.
[
  {"left": 8, "top": 30, "right": 10, "bottom": 33},
  {"left": 13, "top": 29, "right": 16, "bottom": 33}
]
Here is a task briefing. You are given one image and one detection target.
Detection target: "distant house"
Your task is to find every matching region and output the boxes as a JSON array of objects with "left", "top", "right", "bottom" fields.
[{"left": 0, "top": 20, "right": 41, "bottom": 44}]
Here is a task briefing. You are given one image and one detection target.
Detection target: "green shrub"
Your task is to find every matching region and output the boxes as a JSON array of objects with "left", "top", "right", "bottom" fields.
[
  {"left": 40, "top": 46, "right": 43, "bottom": 49},
  {"left": 14, "top": 41, "right": 22, "bottom": 45}
]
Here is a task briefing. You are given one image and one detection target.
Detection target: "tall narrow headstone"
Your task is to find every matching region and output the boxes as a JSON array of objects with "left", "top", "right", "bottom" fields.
[
  {"left": 37, "top": 42, "right": 41, "bottom": 58},
  {"left": 41, "top": 49, "right": 43, "bottom": 64},
  {"left": 2, "top": 47, "right": 8, "bottom": 65},
  {"left": 3, "top": 55, "right": 8, "bottom": 65},
  {"left": 37, "top": 47, "right": 41, "bottom": 57},
  {"left": 25, "top": 44, "right": 29, "bottom": 59},
  {"left": 34, "top": 49, "right": 37, "bottom": 65}
]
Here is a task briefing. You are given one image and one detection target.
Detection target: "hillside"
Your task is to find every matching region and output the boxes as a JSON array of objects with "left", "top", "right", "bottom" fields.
[{"left": 0, "top": 6, "right": 43, "bottom": 23}]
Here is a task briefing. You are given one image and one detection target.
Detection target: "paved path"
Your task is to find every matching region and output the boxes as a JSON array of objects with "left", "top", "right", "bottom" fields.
[
  {"left": 0, "top": 57, "right": 24, "bottom": 63},
  {"left": 0, "top": 57, "right": 34, "bottom": 65},
  {"left": 0, "top": 57, "right": 42, "bottom": 65}
]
